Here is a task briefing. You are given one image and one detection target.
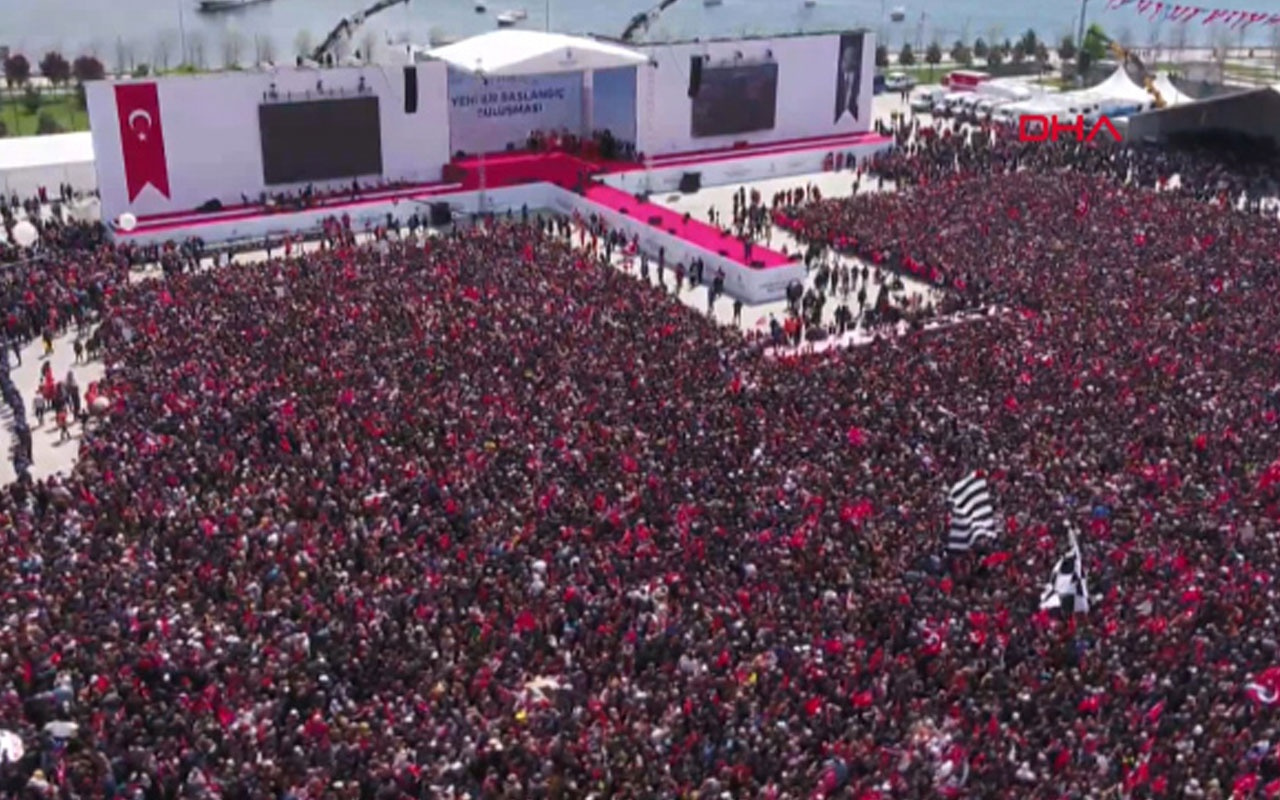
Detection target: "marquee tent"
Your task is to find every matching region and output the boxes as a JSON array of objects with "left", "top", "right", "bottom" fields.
[
  {"left": 1077, "top": 66, "right": 1152, "bottom": 106},
  {"left": 1152, "top": 73, "right": 1196, "bottom": 106},
  {"left": 427, "top": 30, "right": 649, "bottom": 77},
  {"left": 0, "top": 132, "right": 96, "bottom": 197}
]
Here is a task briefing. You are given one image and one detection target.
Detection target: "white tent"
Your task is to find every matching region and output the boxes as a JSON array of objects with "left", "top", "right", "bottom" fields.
[
  {"left": 1078, "top": 66, "right": 1152, "bottom": 106},
  {"left": 427, "top": 30, "right": 649, "bottom": 77},
  {"left": 1152, "top": 73, "right": 1196, "bottom": 106},
  {"left": 0, "top": 132, "right": 96, "bottom": 198}
]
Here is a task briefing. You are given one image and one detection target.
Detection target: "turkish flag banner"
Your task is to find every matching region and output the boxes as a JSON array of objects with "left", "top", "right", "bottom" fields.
[{"left": 115, "top": 83, "right": 170, "bottom": 202}]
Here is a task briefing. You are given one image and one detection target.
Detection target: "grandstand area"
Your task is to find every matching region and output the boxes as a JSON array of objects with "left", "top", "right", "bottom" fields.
[{"left": 5, "top": 24, "right": 1280, "bottom": 800}]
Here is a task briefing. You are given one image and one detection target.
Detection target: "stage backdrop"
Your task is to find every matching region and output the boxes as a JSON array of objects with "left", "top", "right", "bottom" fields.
[
  {"left": 447, "top": 71, "right": 583, "bottom": 156},
  {"left": 85, "top": 63, "right": 451, "bottom": 224},
  {"left": 635, "top": 31, "right": 874, "bottom": 157}
]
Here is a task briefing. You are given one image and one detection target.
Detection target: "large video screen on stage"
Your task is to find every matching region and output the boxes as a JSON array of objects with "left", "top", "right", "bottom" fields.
[
  {"left": 691, "top": 62, "right": 779, "bottom": 138},
  {"left": 258, "top": 96, "right": 383, "bottom": 185}
]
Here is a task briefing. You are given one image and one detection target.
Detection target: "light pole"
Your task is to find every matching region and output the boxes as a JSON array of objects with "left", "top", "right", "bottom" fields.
[
  {"left": 177, "top": 0, "right": 189, "bottom": 65},
  {"left": 1076, "top": 0, "right": 1088, "bottom": 51}
]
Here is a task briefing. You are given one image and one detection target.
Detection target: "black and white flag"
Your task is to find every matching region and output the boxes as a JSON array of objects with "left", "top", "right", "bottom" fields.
[
  {"left": 946, "top": 471, "right": 997, "bottom": 552},
  {"left": 1041, "top": 528, "right": 1089, "bottom": 613}
]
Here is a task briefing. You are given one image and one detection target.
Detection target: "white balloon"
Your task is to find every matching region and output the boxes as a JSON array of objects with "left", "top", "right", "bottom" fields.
[
  {"left": 118, "top": 212, "right": 138, "bottom": 232},
  {"left": 11, "top": 220, "right": 37, "bottom": 247}
]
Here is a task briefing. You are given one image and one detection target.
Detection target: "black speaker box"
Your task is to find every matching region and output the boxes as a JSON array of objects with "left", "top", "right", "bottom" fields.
[
  {"left": 198, "top": 198, "right": 223, "bottom": 213},
  {"left": 404, "top": 66, "right": 418, "bottom": 114},
  {"left": 430, "top": 203, "right": 452, "bottom": 226},
  {"left": 678, "top": 172, "right": 701, "bottom": 193},
  {"left": 688, "top": 56, "right": 703, "bottom": 98}
]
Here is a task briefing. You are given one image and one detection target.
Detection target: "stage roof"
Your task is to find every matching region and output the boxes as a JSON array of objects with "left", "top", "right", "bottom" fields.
[
  {"left": 1125, "top": 85, "right": 1280, "bottom": 144},
  {"left": 427, "top": 31, "right": 649, "bottom": 77}
]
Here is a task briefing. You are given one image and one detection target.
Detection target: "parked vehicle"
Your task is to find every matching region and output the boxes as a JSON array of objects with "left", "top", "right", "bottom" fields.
[
  {"left": 932, "top": 93, "right": 967, "bottom": 116},
  {"left": 884, "top": 71, "right": 917, "bottom": 92},
  {"left": 910, "top": 88, "right": 943, "bottom": 112}
]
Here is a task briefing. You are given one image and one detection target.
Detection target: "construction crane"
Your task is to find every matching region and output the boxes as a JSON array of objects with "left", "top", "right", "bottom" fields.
[
  {"left": 1101, "top": 36, "right": 1166, "bottom": 108},
  {"left": 620, "top": 0, "right": 681, "bottom": 43},
  {"left": 312, "top": 0, "right": 410, "bottom": 65}
]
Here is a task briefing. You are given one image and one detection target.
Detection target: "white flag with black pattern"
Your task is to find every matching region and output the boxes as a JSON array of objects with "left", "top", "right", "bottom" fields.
[
  {"left": 1040, "top": 528, "right": 1090, "bottom": 613},
  {"left": 946, "top": 470, "right": 997, "bottom": 552}
]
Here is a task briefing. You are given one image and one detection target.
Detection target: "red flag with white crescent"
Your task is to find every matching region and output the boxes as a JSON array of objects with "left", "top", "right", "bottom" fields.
[{"left": 115, "top": 83, "right": 171, "bottom": 202}]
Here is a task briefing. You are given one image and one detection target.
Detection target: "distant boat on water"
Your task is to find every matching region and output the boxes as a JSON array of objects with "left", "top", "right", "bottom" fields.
[
  {"left": 704, "top": 0, "right": 724, "bottom": 7},
  {"left": 474, "top": 1, "right": 487, "bottom": 13},
  {"left": 495, "top": 8, "right": 526, "bottom": 25},
  {"left": 889, "top": 5, "right": 906, "bottom": 21},
  {"left": 197, "top": 0, "right": 271, "bottom": 12}
]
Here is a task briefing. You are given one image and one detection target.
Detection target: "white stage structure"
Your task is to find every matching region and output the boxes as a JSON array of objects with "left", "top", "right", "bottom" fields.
[{"left": 428, "top": 31, "right": 649, "bottom": 210}]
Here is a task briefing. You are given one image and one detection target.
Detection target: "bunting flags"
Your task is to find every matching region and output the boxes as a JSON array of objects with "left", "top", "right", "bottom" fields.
[
  {"left": 946, "top": 471, "right": 998, "bottom": 552},
  {"left": 1106, "top": 0, "right": 1280, "bottom": 29},
  {"left": 1041, "top": 527, "right": 1090, "bottom": 613}
]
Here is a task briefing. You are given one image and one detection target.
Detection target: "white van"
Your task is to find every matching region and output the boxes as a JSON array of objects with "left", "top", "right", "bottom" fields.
[
  {"left": 910, "top": 87, "right": 946, "bottom": 113},
  {"left": 933, "top": 92, "right": 968, "bottom": 116}
]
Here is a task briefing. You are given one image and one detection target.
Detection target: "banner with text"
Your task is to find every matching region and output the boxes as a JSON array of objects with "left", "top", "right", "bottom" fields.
[{"left": 447, "top": 71, "right": 583, "bottom": 155}]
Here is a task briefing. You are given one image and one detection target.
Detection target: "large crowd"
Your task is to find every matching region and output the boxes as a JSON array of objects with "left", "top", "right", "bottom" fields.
[{"left": 0, "top": 127, "right": 1279, "bottom": 799}]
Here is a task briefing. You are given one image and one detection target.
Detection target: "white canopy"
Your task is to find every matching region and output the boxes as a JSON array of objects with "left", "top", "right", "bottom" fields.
[
  {"left": 427, "top": 30, "right": 648, "bottom": 77},
  {"left": 1079, "top": 66, "right": 1152, "bottom": 105},
  {"left": 1152, "top": 73, "right": 1196, "bottom": 106}
]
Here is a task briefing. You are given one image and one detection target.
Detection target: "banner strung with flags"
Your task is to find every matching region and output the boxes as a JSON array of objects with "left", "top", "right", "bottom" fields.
[
  {"left": 1106, "top": 0, "right": 1280, "bottom": 29},
  {"left": 1041, "top": 528, "right": 1090, "bottom": 613},
  {"left": 946, "top": 471, "right": 997, "bottom": 552}
]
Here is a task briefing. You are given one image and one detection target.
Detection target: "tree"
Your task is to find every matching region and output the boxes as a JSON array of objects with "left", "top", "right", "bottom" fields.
[
  {"left": 187, "top": 31, "right": 207, "bottom": 69},
  {"left": 0, "top": 119, "right": 7, "bottom": 138},
  {"left": 987, "top": 46, "right": 1005, "bottom": 68},
  {"left": 898, "top": 43, "right": 915, "bottom": 66},
  {"left": 153, "top": 30, "right": 178, "bottom": 72},
  {"left": 36, "top": 111, "right": 63, "bottom": 135},
  {"left": 951, "top": 40, "right": 972, "bottom": 65},
  {"left": 21, "top": 86, "right": 42, "bottom": 116},
  {"left": 1081, "top": 23, "right": 1108, "bottom": 63},
  {"left": 115, "top": 37, "right": 138, "bottom": 74},
  {"left": 1058, "top": 34, "right": 1077, "bottom": 62},
  {"left": 1011, "top": 43, "right": 1027, "bottom": 65},
  {"left": 295, "top": 30, "right": 315, "bottom": 60},
  {"left": 254, "top": 34, "right": 277, "bottom": 66},
  {"left": 1035, "top": 42, "right": 1050, "bottom": 71},
  {"left": 926, "top": 41, "right": 943, "bottom": 68},
  {"left": 222, "top": 31, "right": 246, "bottom": 69},
  {"left": 3, "top": 54, "right": 31, "bottom": 88},
  {"left": 973, "top": 38, "right": 988, "bottom": 59},
  {"left": 1020, "top": 29, "right": 1040, "bottom": 55},
  {"left": 39, "top": 52, "right": 71, "bottom": 87},
  {"left": 72, "top": 55, "right": 106, "bottom": 84},
  {"left": 360, "top": 31, "right": 378, "bottom": 64}
]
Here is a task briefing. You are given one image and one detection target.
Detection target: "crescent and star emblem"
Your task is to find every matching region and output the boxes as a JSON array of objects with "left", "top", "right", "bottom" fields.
[{"left": 128, "top": 109, "right": 153, "bottom": 141}]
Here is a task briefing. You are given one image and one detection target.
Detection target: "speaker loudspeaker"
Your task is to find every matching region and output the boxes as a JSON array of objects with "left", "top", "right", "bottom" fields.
[
  {"left": 404, "top": 66, "right": 419, "bottom": 114},
  {"left": 688, "top": 56, "right": 703, "bottom": 98},
  {"left": 430, "top": 202, "right": 451, "bottom": 226},
  {"left": 678, "top": 171, "right": 702, "bottom": 193}
]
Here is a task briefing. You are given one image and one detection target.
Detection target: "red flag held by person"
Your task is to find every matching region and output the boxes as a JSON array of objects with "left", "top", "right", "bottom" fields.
[{"left": 115, "top": 83, "right": 171, "bottom": 202}]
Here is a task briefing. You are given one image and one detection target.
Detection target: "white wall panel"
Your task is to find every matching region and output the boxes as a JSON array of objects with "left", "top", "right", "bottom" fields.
[
  {"left": 635, "top": 32, "right": 874, "bottom": 157},
  {"left": 87, "top": 63, "right": 451, "bottom": 223}
]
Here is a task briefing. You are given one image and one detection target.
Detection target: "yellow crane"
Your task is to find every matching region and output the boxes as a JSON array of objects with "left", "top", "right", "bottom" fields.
[{"left": 1105, "top": 38, "right": 1165, "bottom": 108}]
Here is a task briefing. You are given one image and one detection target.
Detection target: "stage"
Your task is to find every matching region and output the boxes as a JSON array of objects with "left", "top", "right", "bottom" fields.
[{"left": 117, "top": 131, "right": 892, "bottom": 303}]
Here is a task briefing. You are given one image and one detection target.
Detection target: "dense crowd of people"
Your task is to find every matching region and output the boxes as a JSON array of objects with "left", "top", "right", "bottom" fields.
[{"left": 1, "top": 127, "right": 1280, "bottom": 798}]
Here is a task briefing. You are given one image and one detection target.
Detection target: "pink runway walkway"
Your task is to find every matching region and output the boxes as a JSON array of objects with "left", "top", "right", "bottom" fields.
[{"left": 584, "top": 184, "right": 793, "bottom": 269}]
